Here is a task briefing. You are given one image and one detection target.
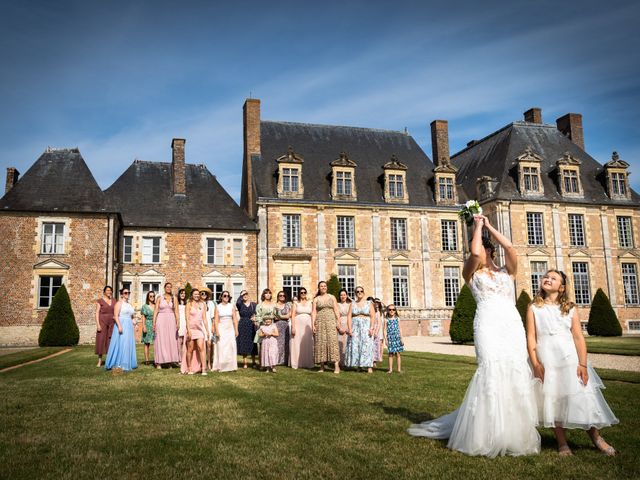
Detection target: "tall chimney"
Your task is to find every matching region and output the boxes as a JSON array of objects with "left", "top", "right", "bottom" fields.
[
  {"left": 430, "top": 120, "right": 450, "bottom": 166},
  {"left": 556, "top": 113, "right": 584, "bottom": 150},
  {"left": 171, "top": 138, "right": 186, "bottom": 196},
  {"left": 5, "top": 167, "right": 19, "bottom": 194},
  {"left": 524, "top": 107, "right": 542, "bottom": 124},
  {"left": 242, "top": 98, "right": 261, "bottom": 218}
]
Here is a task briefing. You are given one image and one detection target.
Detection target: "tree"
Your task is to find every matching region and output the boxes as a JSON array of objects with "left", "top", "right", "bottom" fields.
[
  {"left": 38, "top": 285, "right": 80, "bottom": 346},
  {"left": 587, "top": 288, "right": 622, "bottom": 336},
  {"left": 516, "top": 290, "right": 532, "bottom": 328},
  {"left": 326, "top": 274, "right": 342, "bottom": 298},
  {"left": 450, "top": 284, "right": 476, "bottom": 344}
]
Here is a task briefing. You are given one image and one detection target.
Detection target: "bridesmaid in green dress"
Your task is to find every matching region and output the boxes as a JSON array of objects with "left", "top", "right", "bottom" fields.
[{"left": 141, "top": 291, "right": 156, "bottom": 365}]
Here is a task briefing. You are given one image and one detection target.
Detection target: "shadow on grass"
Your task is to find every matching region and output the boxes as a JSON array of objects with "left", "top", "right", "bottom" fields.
[{"left": 373, "top": 401, "right": 435, "bottom": 423}]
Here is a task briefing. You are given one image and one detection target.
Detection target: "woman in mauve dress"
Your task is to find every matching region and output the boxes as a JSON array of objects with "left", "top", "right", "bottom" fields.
[
  {"left": 337, "top": 289, "right": 351, "bottom": 367},
  {"left": 153, "top": 282, "right": 180, "bottom": 368},
  {"left": 289, "top": 287, "right": 314, "bottom": 369},
  {"left": 185, "top": 288, "right": 209, "bottom": 375},
  {"left": 274, "top": 291, "right": 291, "bottom": 366},
  {"left": 95, "top": 285, "right": 115, "bottom": 367}
]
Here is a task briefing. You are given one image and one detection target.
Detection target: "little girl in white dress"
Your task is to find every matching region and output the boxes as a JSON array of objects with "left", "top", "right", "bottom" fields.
[{"left": 526, "top": 269, "right": 618, "bottom": 456}]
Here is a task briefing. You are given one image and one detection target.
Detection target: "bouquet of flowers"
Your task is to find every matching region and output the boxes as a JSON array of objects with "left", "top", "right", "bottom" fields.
[{"left": 458, "top": 200, "right": 483, "bottom": 226}]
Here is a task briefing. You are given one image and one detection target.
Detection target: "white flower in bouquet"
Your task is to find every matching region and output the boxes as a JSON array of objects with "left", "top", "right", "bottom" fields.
[{"left": 459, "top": 200, "right": 483, "bottom": 226}]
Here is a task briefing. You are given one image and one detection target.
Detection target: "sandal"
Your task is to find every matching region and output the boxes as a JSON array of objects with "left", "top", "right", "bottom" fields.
[
  {"left": 558, "top": 444, "right": 573, "bottom": 456},
  {"left": 594, "top": 437, "right": 617, "bottom": 456}
]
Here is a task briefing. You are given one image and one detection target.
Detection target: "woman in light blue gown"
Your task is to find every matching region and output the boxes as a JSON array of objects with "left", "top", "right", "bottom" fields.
[{"left": 105, "top": 288, "right": 138, "bottom": 372}]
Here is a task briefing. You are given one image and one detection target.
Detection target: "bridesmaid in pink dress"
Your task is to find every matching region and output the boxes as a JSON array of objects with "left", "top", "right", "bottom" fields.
[
  {"left": 259, "top": 317, "right": 279, "bottom": 372},
  {"left": 152, "top": 282, "right": 180, "bottom": 368},
  {"left": 337, "top": 289, "right": 351, "bottom": 367},
  {"left": 289, "top": 288, "right": 315, "bottom": 369},
  {"left": 185, "top": 288, "right": 209, "bottom": 375}
]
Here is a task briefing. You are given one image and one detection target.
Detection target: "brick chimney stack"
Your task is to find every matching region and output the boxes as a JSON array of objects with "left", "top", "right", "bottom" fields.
[
  {"left": 5, "top": 167, "right": 19, "bottom": 194},
  {"left": 171, "top": 138, "right": 186, "bottom": 196},
  {"left": 524, "top": 107, "right": 542, "bottom": 124},
  {"left": 430, "top": 120, "right": 450, "bottom": 166},
  {"left": 556, "top": 113, "right": 585, "bottom": 150},
  {"left": 242, "top": 98, "right": 261, "bottom": 218}
]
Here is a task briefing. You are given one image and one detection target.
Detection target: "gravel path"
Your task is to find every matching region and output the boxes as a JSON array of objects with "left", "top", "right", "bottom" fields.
[{"left": 404, "top": 336, "right": 640, "bottom": 373}]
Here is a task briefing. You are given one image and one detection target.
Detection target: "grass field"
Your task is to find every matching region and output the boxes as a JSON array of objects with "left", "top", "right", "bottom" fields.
[
  {"left": 0, "top": 346, "right": 638, "bottom": 479},
  {"left": 585, "top": 336, "right": 640, "bottom": 356}
]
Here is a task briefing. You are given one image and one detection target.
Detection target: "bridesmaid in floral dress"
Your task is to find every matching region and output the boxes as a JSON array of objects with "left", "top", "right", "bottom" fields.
[
  {"left": 345, "top": 287, "right": 375, "bottom": 373},
  {"left": 311, "top": 281, "right": 341, "bottom": 373},
  {"left": 254, "top": 289, "right": 276, "bottom": 350},
  {"left": 153, "top": 283, "right": 180, "bottom": 368},
  {"left": 140, "top": 291, "right": 156, "bottom": 365},
  {"left": 236, "top": 290, "right": 257, "bottom": 369},
  {"left": 289, "top": 288, "right": 314, "bottom": 369},
  {"left": 274, "top": 291, "right": 291, "bottom": 365},
  {"left": 337, "top": 289, "right": 351, "bottom": 367},
  {"left": 94, "top": 286, "right": 114, "bottom": 367}
]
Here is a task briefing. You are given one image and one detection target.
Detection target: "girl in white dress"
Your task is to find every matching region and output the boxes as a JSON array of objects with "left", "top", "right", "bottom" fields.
[
  {"left": 212, "top": 290, "right": 239, "bottom": 372},
  {"left": 408, "top": 215, "right": 540, "bottom": 457},
  {"left": 526, "top": 269, "right": 618, "bottom": 456}
]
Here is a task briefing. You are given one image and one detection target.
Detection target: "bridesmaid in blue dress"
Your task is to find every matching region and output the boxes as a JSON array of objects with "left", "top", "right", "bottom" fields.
[
  {"left": 105, "top": 288, "right": 138, "bottom": 372},
  {"left": 344, "top": 286, "right": 375, "bottom": 373}
]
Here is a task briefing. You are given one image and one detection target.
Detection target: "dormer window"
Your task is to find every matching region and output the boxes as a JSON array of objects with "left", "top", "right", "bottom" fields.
[
  {"left": 604, "top": 152, "right": 631, "bottom": 200},
  {"left": 276, "top": 146, "right": 304, "bottom": 199},
  {"left": 438, "top": 177, "right": 454, "bottom": 200},
  {"left": 433, "top": 162, "right": 458, "bottom": 205},
  {"left": 383, "top": 155, "right": 409, "bottom": 204},
  {"left": 556, "top": 152, "right": 583, "bottom": 197},
  {"left": 331, "top": 152, "right": 357, "bottom": 201},
  {"left": 516, "top": 147, "right": 544, "bottom": 196},
  {"left": 476, "top": 176, "right": 498, "bottom": 200}
]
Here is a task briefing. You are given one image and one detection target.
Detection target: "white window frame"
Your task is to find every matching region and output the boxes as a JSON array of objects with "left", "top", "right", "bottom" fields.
[
  {"left": 142, "top": 236, "right": 161, "bottom": 264},
  {"left": 617, "top": 216, "right": 634, "bottom": 248},
  {"left": 282, "top": 167, "right": 299, "bottom": 193},
  {"left": 523, "top": 166, "right": 540, "bottom": 192},
  {"left": 443, "top": 266, "right": 460, "bottom": 307},
  {"left": 572, "top": 262, "right": 591, "bottom": 305},
  {"left": 563, "top": 169, "right": 580, "bottom": 194},
  {"left": 38, "top": 275, "right": 63, "bottom": 308},
  {"left": 336, "top": 171, "right": 352, "bottom": 196},
  {"left": 207, "top": 238, "right": 225, "bottom": 265},
  {"left": 441, "top": 220, "right": 458, "bottom": 251},
  {"left": 206, "top": 282, "right": 225, "bottom": 303},
  {"left": 438, "top": 177, "right": 454, "bottom": 201},
  {"left": 526, "top": 212, "right": 544, "bottom": 246},
  {"left": 338, "top": 265, "right": 356, "bottom": 299},
  {"left": 391, "top": 218, "right": 407, "bottom": 250},
  {"left": 282, "top": 275, "right": 302, "bottom": 301},
  {"left": 622, "top": 263, "right": 639, "bottom": 306},
  {"left": 388, "top": 174, "right": 405, "bottom": 199},
  {"left": 232, "top": 282, "right": 244, "bottom": 303},
  {"left": 612, "top": 172, "right": 627, "bottom": 196},
  {"left": 123, "top": 235, "right": 133, "bottom": 263},
  {"left": 337, "top": 216, "right": 355, "bottom": 249},
  {"left": 41, "top": 223, "right": 65, "bottom": 254},
  {"left": 568, "top": 214, "right": 586, "bottom": 247},
  {"left": 392, "top": 265, "right": 409, "bottom": 307},
  {"left": 233, "top": 238, "right": 243, "bottom": 266},
  {"left": 141, "top": 282, "right": 160, "bottom": 306},
  {"left": 283, "top": 214, "right": 301, "bottom": 248},
  {"left": 530, "top": 261, "right": 548, "bottom": 295}
]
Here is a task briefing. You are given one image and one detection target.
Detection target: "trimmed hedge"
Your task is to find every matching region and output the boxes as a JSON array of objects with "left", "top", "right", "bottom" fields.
[
  {"left": 516, "top": 290, "right": 532, "bottom": 328},
  {"left": 327, "top": 274, "right": 342, "bottom": 299},
  {"left": 38, "top": 285, "right": 80, "bottom": 347},
  {"left": 450, "top": 284, "right": 476, "bottom": 344},
  {"left": 587, "top": 288, "right": 622, "bottom": 336}
]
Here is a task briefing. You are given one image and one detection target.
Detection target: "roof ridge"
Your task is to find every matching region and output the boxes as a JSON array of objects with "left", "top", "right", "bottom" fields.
[
  {"left": 262, "top": 119, "right": 407, "bottom": 135},
  {"left": 452, "top": 123, "right": 514, "bottom": 159}
]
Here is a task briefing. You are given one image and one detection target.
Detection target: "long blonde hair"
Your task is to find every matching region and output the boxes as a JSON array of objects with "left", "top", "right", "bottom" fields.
[{"left": 533, "top": 269, "right": 575, "bottom": 315}]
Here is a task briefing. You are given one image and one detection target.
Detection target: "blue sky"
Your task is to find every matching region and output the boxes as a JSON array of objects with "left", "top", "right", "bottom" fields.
[{"left": 1, "top": 0, "right": 639, "bottom": 201}]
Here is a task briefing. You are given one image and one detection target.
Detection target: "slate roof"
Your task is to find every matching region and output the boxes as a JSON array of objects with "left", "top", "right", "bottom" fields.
[
  {"left": 451, "top": 121, "right": 640, "bottom": 205},
  {"left": 255, "top": 121, "right": 440, "bottom": 206},
  {"left": 0, "top": 148, "right": 109, "bottom": 213},
  {"left": 105, "top": 160, "right": 257, "bottom": 230}
]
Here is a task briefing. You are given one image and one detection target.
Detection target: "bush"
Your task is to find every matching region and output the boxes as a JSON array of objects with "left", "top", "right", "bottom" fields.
[
  {"left": 184, "top": 282, "right": 193, "bottom": 301},
  {"left": 450, "top": 284, "right": 476, "bottom": 344},
  {"left": 326, "top": 274, "right": 342, "bottom": 298},
  {"left": 587, "top": 288, "right": 622, "bottom": 336},
  {"left": 516, "top": 290, "right": 532, "bottom": 328},
  {"left": 38, "top": 285, "right": 80, "bottom": 346}
]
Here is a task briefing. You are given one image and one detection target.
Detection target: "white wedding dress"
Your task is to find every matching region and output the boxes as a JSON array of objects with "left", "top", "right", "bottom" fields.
[{"left": 408, "top": 267, "right": 541, "bottom": 457}]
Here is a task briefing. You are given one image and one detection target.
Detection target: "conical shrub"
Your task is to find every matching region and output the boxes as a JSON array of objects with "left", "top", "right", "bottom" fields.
[
  {"left": 38, "top": 285, "right": 80, "bottom": 346},
  {"left": 450, "top": 284, "right": 476, "bottom": 344},
  {"left": 516, "top": 290, "right": 532, "bottom": 328},
  {"left": 326, "top": 274, "right": 342, "bottom": 298},
  {"left": 587, "top": 288, "right": 622, "bottom": 336}
]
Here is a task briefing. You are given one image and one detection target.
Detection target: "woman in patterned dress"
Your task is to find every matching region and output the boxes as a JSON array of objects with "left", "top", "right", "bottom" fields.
[
  {"left": 274, "top": 291, "right": 291, "bottom": 366},
  {"left": 345, "top": 287, "right": 375, "bottom": 373},
  {"left": 290, "top": 287, "right": 314, "bottom": 369},
  {"left": 311, "top": 281, "right": 341, "bottom": 373},
  {"left": 254, "top": 289, "right": 276, "bottom": 351},
  {"left": 384, "top": 304, "right": 404, "bottom": 373},
  {"left": 140, "top": 291, "right": 156, "bottom": 365},
  {"left": 236, "top": 290, "right": 257, "bottom": 369},
  {"left": 337, "top": 289, "right": 351, "bottom": 367},
  {"left": 94, "top": 285, "right": 115, "bottom": 367}
]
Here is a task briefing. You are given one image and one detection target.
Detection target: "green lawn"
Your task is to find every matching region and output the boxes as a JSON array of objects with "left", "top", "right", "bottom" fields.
[
  {"left": 586, "top": 336, "right": 640, "bottom": 356},
  {"left": 0, "top": 346, "right": 66, "bottom": 370},
  {"left": 0, "top": 346, "right": 638, "bottom": 479}
]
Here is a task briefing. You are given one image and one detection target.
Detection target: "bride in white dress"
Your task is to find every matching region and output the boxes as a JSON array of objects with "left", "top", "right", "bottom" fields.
[{"left": 408, "top": 215, "right": 540, "bottom": 457}]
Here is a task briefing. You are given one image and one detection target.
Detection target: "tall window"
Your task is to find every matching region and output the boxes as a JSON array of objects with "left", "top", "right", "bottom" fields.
[
  {"left": 568, "top": 214, "right": 586, "bottom": 247},
  {"left": 443, "top": 266, "right": 460, "bottom": 307},
  {"left": 206, "top": 282, "right": 225, "bottom": 302},
  {"left": 622, "top": 263, "right": 639, "bottom": 305},
  {"left": 441, "top": 220, "right": 458, "bottom": 251},
  {"left": 282, "top": 275, "right": 301, "bottom": 301},
  {"left": 141, "top": 282, "right": 160, "bottom": 306},
  {"left": 336, "top": 171, "right": 352, "bottom": 196},
  {"left": 38, "top": 275, "right": 63, "bottom": 308},
  {"left": 142, "top": 237, "right": 161, "bottom": 263},
  {"left": 41, "top": 223, "right": 65, "bottom": 254},
  {"left": 123, "top": 236, "right": 133, "bottom": 263},
  {"left": 282, "top": 168, "right": 299, "bottom": 193},
  {"left": 233, "top": 239, "right": 243, "bottom": 265},
  {"left": 612, "top": 172, "right": 627, "bottom": 196},
  {"left": 392, "top": 266, "right": 409, "bottom": 307},
  {"left": 572, "top": 262, "right": 591, "bottom": 305},
  {"left": 338, "top": 265, "right": 356, "bottom": 298},
  {"left": 530, "top": 261, "right": 548, "bottom": 295},
  {"left": 563, "top": 169, "right": 580, "bottom": 193},
  {"left": 388, "top": 174, "right": 404, "bottom": 199},
  {"left": 526, "top": 212, "right": 544, "bottom": 246},
  {"left": 337, "top": 216, "right": 355, "bottom": 248},
  {"left": 438, "top": 177, "right": 454, "bottom": 201},
  {"left": 232, "top": 283, "right": 244, "bottom": 303},
  {"left": 391, "top": 218, "right": 407, "bottom": 250},
  {"left": 282, "top": 214, "right": 301, "bottom": 248},
  {"left": 617, "top": 216, "right": 633, "bottom": 248},
  {"left": 207, "top": 238, "right": 224, "bottom": 265},
  {"left": 121, "top": 281, "right": 131, "bottom": 295},
  {"left": 523, "top": 166, "right": 540, "bottom": 191}
]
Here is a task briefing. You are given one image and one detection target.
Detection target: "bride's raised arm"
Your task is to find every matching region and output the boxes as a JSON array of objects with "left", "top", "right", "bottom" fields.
[
  {"left": 481, "top": 215, "right": 517, "bottom": 276},
  {"left": 462, "top": 215, "right": 486, "bottom": 283}
]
